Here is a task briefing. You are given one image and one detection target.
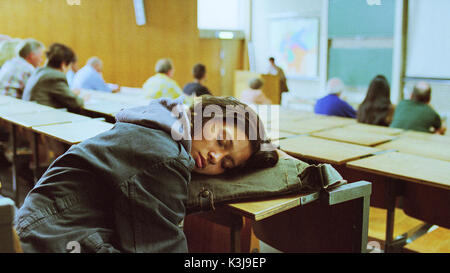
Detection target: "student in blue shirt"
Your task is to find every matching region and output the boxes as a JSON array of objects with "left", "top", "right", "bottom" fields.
[
  {"left": 314, "top": 78, "right": 357, "bottom": 118},
  {"left": 72, "top": 57, "right": 119, "bottom": 93}
]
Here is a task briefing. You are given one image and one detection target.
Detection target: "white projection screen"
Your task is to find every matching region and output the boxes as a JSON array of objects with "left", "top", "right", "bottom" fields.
[{"left": 406, "top": 0, "right": 450, "bottom": 79}]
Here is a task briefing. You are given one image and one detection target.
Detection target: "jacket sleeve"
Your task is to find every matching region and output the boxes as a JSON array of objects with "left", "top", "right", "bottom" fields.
[
  {"left": 342, "top": 101, "right": 357, "bottom": 118},
  {"left": 48, "top": 77, "right": 84, "bottom": 110},
  {"left": 114, "top": 158, "right": 191, "bottom": 253}
]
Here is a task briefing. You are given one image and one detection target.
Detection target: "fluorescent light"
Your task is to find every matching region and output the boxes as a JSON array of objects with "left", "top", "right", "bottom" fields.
[
  {"left": 133, "top": 0, "right": 146, "bottom": 26},
  {"left": 217, "top": 31, "right": 234, "bottom": 39}
]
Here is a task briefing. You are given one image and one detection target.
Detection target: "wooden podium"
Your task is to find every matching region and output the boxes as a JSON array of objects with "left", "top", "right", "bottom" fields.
[{"left": 234, "top": 70, "right": 281, "bottom": 104}]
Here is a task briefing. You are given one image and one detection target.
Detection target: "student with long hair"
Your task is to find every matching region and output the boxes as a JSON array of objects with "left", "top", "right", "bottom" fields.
[{"left": 357, "top": 75, "right": 394, "bottom": 126}]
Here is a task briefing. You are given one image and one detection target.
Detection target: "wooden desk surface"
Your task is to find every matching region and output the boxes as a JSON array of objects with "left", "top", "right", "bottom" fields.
[
  {"left": 32, "top": 120, "right": 114, "bottom": 145},
  {"left": 249, "top": 105, "right": 315, "bottom": 127},
  {"left": 0, "top": 101, "right": 54, "bottom": 116},
  {"left": 1, "top": 109, "right": 91, "bottom": 128},
  {"left": 83, "top": 102, "right": 127, "bottom": 116},
  {"left": 278, "top": 116, "right": 356, "bottom": 134},
  {"left": 399, "top": 130, "right": 450, "bottom": 144},
  {"left": 376, "top": 137, "right": 450, "bottom": 162},
  {"left": 342, "top": 123, "right": 404, "bottom": 136},
  {"left": 279, "top": 135, "right": 380, "bottom": 165},
  {"left": 266, "top": 130, "right": 296, "bottom": 140},
  {"left": 347, "top": 152, "right": 450, "bottom": 190},
  {"left": 81, "top": 89, "right": 147, "bottom": 104},
  {"left": 0, "top": 95, "right": 21, "bottom": 105},
  {"left": 311, "top": 127, "right": 396, "bottom": 146},
  {"left": 226, "top": 192, "right": 320, "bottom": 221}
]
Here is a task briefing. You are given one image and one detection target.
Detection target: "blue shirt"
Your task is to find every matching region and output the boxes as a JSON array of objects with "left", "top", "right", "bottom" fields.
[
  {"left": 66, "top": 69, "right": 75, "bottom": 88},
  {"left": 72, "top": 65, "right": 112, "bottom": 92},
  {"left": 314, "top": 94, "right": 357, "bottom": 118}
]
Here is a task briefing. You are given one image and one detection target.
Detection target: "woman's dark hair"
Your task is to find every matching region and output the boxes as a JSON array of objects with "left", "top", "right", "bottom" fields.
[
  {"left": 46, "top": 43, "right": 76, "bottom": 69},
  {"left": 193, "top": 63, "right": 206, "bottom": 80},
  {"left": 189, "top": 95, "right": 279, "bottom": 173},
  {"left": 357, "top": 75, "right": 392, "bottom": 126}
]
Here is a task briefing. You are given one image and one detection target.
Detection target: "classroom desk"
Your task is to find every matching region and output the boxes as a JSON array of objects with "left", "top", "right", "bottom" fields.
[
  {"left": 81, "top": 89, "right": 147, "bottom": 105},
  {"left": 233, "top": 105, "right": 315, "bottom": 130},
  {"left": 80, "top": 89, "right": 148, "bottom": 122},
  {"left": 347, "top": 152, "right": 450, "bottom": 190},
  {"left": 186, "top": 181, "right": 372, "bottom": 253},
  {"left": 1, "top": 109, "right": 93, "bottom": 183},
  {"left": 347, "top": 152, "right": 450, "bottom": 252},
  {"left": 266, "top": 130, "right": 296, "bottom": 141},
  {"left": 226, "top": 192, "right": 321, "bottom": 221},
  {"left": 0, "top": 109, "right": 91, "bottom": 128},
  {"left": 278, "top": 116, "right": 356, "bottom": 134},
  {"left": 342, "top": 123, "right": 404, "bottom": 136},
  {"left": 0, "top": 102, "right": 58, "bottom": 202},
  {"left": 279, "top": 135, "right": 380, "bottom": 165},
  {"left": 0, "top": 101, "right": 54, "bottom": 115},
  {"left": 311, "top": 127, "right": 396, "bottom": 147},
  {"left": 82, "top": 102, "right": 127, "bottom": 117},
  {"left": 0, "top": 95, "right": 21, "bottom": 105},
  {"left": 250, "top": 181, "right": 371, "bottom": 253},
  {"left": 118, "top": 87, "right": 145, "bottom": 96},
  {"left": 376, "top": 137, "right": 450, "bottom": 162},
  {"left": 398, "top": 130, "right": 450, "bottom": 144},
  {"left": 31, "top": 119, "right": 114, "bottom": 145}
]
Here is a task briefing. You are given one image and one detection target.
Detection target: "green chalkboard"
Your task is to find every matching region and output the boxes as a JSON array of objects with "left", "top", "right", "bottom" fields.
[
  {"left": 328, "top": 48, "right": 393, "bottom": 87},
  {"left": 328, "top": 0, "right": 396, "bottom": 38}
]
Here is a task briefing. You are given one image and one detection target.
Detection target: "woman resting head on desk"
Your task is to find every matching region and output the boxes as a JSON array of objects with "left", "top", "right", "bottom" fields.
[{"left": 15, "top": 95, "right": 278, "bottom": 253}]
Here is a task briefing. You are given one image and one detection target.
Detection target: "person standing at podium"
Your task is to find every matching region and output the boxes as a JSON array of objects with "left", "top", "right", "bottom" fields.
[{"left": 267, "top": 57, "right": 289, "bottom": 94}]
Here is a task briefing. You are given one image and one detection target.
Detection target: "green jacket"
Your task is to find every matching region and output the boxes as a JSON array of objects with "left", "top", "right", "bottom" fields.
[
  {"left": 390, "top": 100, "right": 441, "bottom": 133},
  {"left": 22, "top": 66, "right": 84, "bottom": 111}
]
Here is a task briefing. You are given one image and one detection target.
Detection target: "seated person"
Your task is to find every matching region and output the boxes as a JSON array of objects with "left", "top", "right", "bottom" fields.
[
  {"left": 0, "top": 38, "right": 45, "bottom": 98},
  {"left": 357, "top": 75, "right": 395, "bottom": 126},
  {"left": 143, "top": 58, "right": 183, "bottom": 100},
  {"left": 22, "top": 43, "right": 86, "bottom": 113},
  {"left": 390, "top": 82, "right": 445, "bottom": 134},
  {"left": 15, "top": 95, "right": 278, "bottom": 253},
  {"left": 183, "top": 63, "right": 212, "bottom": 97},
  {"left": 72, "top": 57, "right": 119, "bottom": 93},
  {"left": 314, "top": 78, "right": 356, "bottom": 118},
  {"left": 240, "top": 78, "right": 272, "bottom": 105}
]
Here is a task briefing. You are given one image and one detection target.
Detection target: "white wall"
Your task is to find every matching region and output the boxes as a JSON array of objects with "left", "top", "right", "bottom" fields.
[{"left": 251, "top": 0, "right": 328, "bottom": 108}]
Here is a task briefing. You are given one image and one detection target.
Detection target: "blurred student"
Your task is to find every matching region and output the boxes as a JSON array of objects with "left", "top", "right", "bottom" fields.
[
  {"left": 72, "top": 57, "right": 119, "bottom": 93},
  {"left": 143, "top": 58, "right": 183, "bottom": 100},
  {"left": 267, "top": 57, "right": 288, "bottom": 93},
  {"left": 0, "top": 39, "right": 44, "bottom": 98},
  {"left": 390, "top": 82, "right": 445, "bottom": 134},
  {"left": 357, "top": 75, "right": 395, "bottom": 126},
  {"left": 22, "top": 43, "right": 86, "bottom": 113},
  {"left": 240, "top": 78, "right": 272, "bottom": 105},
  {"left": 183, "top": 63, "right": 212, "bottom": 97},
  {"left": 314, "top": 78, "right": 356, "bottom": 118}
]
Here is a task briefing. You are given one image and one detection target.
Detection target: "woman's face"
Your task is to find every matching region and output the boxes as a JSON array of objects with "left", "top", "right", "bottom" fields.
[{"left": 191, "top": 119, "right": 252, "bottom": 175}]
